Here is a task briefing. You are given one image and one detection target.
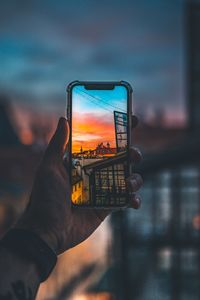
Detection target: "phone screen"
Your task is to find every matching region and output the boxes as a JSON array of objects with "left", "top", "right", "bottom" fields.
[{"left": 70, "top": 83, "right": 130, "bottom": 207}]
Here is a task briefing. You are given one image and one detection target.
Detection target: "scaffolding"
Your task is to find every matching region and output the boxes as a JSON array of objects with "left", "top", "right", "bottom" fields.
[
  {"left": 83, "top": 110, "right": 128, "bottom": 206},
  {"left": 114, "top": 111, "right": 128, "bottom": 153},
  {"left": 84, "top": 153, "right": 128, "bottom": 206}
]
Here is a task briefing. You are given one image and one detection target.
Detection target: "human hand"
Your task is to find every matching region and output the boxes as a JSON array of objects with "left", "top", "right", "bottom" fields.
[{"left": 16, "top": 117, "right": 143, "bottom": 255}]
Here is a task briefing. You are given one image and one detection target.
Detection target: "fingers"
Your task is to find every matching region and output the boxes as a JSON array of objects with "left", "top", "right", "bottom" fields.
[
  {"left": 126, "top": 173, "right": 143, "bottom": 192},
  {"left": 129, "top": 116, "right": 143, "bottom": 209},
  {"left": 126, "top": 173, "right": 143, "bottom": 209},
  {"left": 93, "top": 173, "right": 143, "bottom": 220},
  {"left": 130, "top": 116, "right": 142, "bottom": 164},
  {"left": 130, "top": 147, "right": 142, "bottom": 163},
  {"left": 45, "top": 117, "right": 69, "bottom": 161},
  {"left": 128, "top": 194, "right": 141, "bottom": 209}
]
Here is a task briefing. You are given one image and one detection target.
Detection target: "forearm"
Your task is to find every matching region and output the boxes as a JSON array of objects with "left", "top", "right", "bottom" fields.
[{"left": 0, "top": 247, "right": 40, "bottom": 300}]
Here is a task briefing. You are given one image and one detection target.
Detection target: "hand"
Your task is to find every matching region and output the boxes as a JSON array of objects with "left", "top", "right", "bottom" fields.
[{"left": 16, "top": 117, "right": 143, "bottom": 255}]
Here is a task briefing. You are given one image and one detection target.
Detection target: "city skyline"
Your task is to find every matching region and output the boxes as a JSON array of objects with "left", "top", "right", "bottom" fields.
[{"left": 73, "top": 141, "right": 117, "bottom": 156}]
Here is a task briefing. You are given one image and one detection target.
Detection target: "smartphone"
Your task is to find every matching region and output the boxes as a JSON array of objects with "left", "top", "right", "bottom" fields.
[{"left": 66, "top": 81, "right": 132, "bottom": 208}]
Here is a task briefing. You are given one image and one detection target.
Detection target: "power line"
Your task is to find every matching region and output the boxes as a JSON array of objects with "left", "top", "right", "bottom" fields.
[
  {"left": 79, "top": 88, "right": 127, "bottom": 113},
  {"left": 77, "top": 88, "right": 127, "bottom": 113},
  {"left": 77, "top": 90, "right": 114, "bottom": 113}
]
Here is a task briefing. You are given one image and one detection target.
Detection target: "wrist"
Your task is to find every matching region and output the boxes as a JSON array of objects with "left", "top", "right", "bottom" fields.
[
  {"left": 0, "top": 245, "right": 40, "bottom": 279},
  {"left": 0, "top": 246, "right": 41, "bottom": 297},
  {"left": 19, "top": 226, "right": 58, "bottom": 254},
  {"left": 15, "top": 214, "right": 59, "bottom": 254},
  {"left": 0, "top": 228, "right": 57, "bottom": 282}
]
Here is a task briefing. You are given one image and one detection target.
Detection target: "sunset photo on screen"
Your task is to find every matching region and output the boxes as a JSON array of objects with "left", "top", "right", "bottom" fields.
[{"left": 71, "top": 85, "right": 129, "bottom": 206}]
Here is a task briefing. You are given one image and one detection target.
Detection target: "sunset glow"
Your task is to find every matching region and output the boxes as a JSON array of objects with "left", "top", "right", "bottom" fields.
[{"left": 72, "top": 112, "right": 116, "bottom": 152}]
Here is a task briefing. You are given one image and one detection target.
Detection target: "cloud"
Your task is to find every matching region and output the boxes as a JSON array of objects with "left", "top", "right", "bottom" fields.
[
  {"left": 0, "top": 0, "right": 185, "bottom": 123},
  {"left": 72, "top": 112, "right": 116, "bottom": 152}
]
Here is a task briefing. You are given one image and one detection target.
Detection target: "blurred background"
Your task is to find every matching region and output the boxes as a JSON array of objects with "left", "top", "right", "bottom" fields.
[{"left": 0, "top": 0, "right": 200, "bottom": 299}]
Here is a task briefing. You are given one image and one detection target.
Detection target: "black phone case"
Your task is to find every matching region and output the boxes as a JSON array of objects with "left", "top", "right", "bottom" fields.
[{"left": 66, "top": 81, "right": 133, "bottom": 209}]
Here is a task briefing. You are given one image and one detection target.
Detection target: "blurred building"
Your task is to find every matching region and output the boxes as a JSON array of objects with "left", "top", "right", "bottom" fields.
[
  {"left": 106, "top": 1, "right": 200, "bottom": 300},
  {"left": 187, "top": 0, "right": 200, "bottom": 131}
]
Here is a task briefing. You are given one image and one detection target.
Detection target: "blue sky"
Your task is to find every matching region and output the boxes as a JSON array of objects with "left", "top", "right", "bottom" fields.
[
  {"left": 72, "top": 85, "right": 127, "bottom": 115},
  {"left": 0, "top": 0, "right": 186, "bottom": 122}
]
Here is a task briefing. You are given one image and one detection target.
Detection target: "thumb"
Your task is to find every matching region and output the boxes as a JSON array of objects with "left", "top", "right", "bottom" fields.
[{"left": 45, "top": 117, "right": 69, "bottom": 160}]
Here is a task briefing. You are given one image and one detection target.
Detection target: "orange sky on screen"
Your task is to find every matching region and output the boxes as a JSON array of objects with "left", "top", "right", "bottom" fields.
[{"left": 72, "top": 112, "right": 116, "bottom": 153}]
